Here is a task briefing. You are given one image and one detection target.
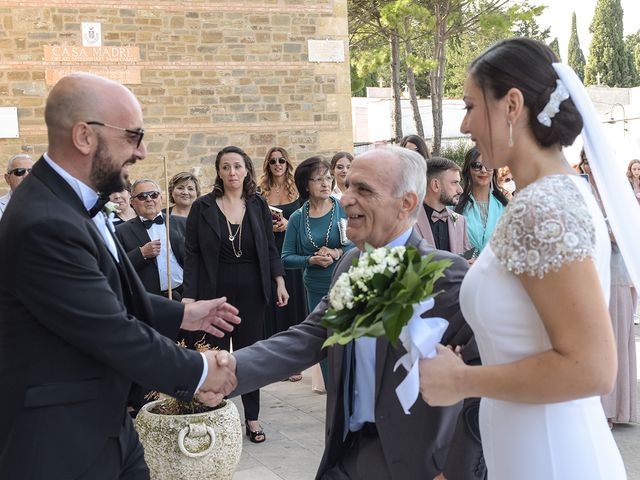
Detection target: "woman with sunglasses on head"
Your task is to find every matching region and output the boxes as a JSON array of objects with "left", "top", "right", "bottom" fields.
[
  {"left": 168, "top": 172, "right": 200, "bottom": 217},
  {"left": 454, "top": 147, "right": 508, "bottom": 256},
  {"left": 257, "top": 147, "right": 308, "bottom": 382},
  {"left": 329, "top": 151, "right": 353, "bottom": 199},
  {"left": 419, "top": 38, "right": 636, "bottom": 479},
  {"left": 182, "top": 145, "right": 289, "bottom": 444},
  {"left": 282, "top": 156, "right": 353, "bottom": 384}
]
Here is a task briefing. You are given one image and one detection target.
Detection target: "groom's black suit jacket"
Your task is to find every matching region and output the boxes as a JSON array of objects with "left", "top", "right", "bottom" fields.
[{"left": 0, "top": 157, "right": 203, "bottom": 479}]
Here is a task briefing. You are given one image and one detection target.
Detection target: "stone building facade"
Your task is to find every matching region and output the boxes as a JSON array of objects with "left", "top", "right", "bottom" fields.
[{"left": 0, "top": 0, "right": 353, "bottom": 194}]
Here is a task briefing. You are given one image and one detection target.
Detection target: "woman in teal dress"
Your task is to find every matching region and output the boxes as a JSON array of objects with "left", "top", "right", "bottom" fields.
[
  {"left": 455, "top": 147, "right": 508, "bottom": 255},
  {"left": 282, "top": 156, "right": 353, "bottom": 381}
]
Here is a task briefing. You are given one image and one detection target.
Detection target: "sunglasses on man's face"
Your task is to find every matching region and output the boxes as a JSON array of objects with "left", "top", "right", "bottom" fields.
[
  {"left": 269, "top": 158, "right": 286, "bottom": 165},
  {"left": 134, "top": 191, "right": 160, "bottom": 201},
  {"left": 9, "top": 167, "right": 32, "bottom": 177}
]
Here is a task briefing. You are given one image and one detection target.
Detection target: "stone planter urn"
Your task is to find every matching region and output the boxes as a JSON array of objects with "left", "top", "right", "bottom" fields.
[{"left": 136, "top": 399, "right": 243, "bottom": 480}]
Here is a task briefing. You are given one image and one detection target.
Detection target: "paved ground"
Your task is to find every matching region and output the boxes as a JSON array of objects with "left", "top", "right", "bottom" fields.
[{"left": 232, "top": 325, "right": 640, "bottom": 480}]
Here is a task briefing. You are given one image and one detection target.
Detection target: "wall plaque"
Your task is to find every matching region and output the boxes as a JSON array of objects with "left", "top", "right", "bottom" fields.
[
  {"left": 308, "top": 39, "right": 345, "bottom": 63},
  {"left": 44, "top": 45, "right": 140, "bottom": 62},
  {"left": 45, "top": 67, "right": 142, "bottom": 85}
]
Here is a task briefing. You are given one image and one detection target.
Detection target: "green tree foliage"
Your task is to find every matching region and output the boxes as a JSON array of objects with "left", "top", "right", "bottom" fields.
[
  {"left": 444, "top": 2, "right": 547, "bottom": 98},
  {"left": 584, "top": 0, "right": 632, "bottom": 87},
  {"left": 568, "top": 13, "right": 586, "bottom": 82},
  {"left": 548, "top": 37, "right": 561, "bottom": 62},
  {"left": 624, "top": 31, "right": 640, "bottom": 86},
  {"left": 511, "top": 4, "right": 550, "bottom": 42}
]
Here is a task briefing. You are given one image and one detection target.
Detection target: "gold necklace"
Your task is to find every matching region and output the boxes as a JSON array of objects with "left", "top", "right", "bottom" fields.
[{"left": 221, "top": 197, "right": 245, "bottom": 258}]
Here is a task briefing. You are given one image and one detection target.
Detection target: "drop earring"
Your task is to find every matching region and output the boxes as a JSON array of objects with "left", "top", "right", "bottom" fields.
[{"left": 508, "top": 121, "right": 513, "bottom": 147}]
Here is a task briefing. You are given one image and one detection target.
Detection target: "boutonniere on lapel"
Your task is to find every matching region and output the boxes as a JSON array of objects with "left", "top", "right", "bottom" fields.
[
  {"left": 450, "top": 211, "right": 460, "bottom": 224},
  {"left": 102, "top": 201, "right": 119, "bottom": 233},
  {"left": 320, "top": 244, "right": 453, "bottom": 413},
  {"left": 103, "top": 201, "right": 119, "bottom": 217}
]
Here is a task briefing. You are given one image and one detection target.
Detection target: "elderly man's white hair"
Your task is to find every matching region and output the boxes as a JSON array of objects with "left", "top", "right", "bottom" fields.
[
  {"left": 378, "top": 145, "right": 426, "bottom": 221},
  {"left": 6, "top": 154, "right": 33, "bottom": 173},
  {"left": 131, "top": 178, "right": 160, "bottom": 193}
]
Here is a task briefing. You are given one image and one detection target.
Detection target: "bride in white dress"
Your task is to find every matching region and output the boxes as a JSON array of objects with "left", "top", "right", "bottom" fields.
[{"left": 419, "top": 38, "right": 635, "bottom": 479}]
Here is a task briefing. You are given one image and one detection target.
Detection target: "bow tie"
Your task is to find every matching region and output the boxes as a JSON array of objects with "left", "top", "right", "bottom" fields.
[
  {"left": 142, "top": 215, "right": 164, "bottom": 229},
  {"left": 88, "top": 194, "right": 110, "bottom": 218},
  {"left": 431, "top": 210, "right": 449, "bottom": 223}
]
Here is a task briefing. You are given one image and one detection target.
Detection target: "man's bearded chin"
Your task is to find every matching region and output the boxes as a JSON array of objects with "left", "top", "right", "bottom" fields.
[{"left": 89, "top": 140, "right": 127, "bottom": 195}]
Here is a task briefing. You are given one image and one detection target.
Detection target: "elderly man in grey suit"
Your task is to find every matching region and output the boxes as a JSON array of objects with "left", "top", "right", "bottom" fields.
[{"left": 218, "top": 146, "right": 484, "bottom": 480}]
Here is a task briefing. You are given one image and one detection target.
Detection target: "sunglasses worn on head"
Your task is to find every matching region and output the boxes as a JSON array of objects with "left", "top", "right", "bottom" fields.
[
  {"left": 134, "top": 191, "right": 160, "bottom": 201},
  {"left": 86, "top": 121, "right": 145, "bottom": 148},
  {"left": 269, "top": 158, "right": 286, "bottom": 165},
  {"left": 470, "top": 162, "right": 492, "bottom": 172},
  {"left": 9, "top": 167, "right": 32, "bottom": 177}
]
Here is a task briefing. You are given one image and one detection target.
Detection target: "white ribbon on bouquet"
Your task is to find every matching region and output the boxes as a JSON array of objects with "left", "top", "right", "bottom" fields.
[{"left": 393, "top": 297, "right": 449, "bottom": 414}]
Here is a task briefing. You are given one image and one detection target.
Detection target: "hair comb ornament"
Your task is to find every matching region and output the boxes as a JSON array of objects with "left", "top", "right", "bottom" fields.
[{"left": 536, "top": 79, "right": 570, "bottom": 127}]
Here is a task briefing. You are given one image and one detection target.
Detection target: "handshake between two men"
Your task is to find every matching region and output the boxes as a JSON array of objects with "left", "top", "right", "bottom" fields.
[{"left": 179, "top": 296, "right": 240, "bottom": 406}]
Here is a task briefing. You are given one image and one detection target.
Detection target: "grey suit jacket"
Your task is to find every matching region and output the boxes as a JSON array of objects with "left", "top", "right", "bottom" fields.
[{"left": 233, "top": 228, "right": 484, "bottom": 480}]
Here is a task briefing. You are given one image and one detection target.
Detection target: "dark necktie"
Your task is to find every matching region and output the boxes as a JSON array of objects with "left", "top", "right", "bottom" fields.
[
  {"left": 142, "top": 215, "right": 164, "bottom": 229},
  {"left": 342, "top": 341, "right": 356, "bottom": 441},
  {"left": 431, "top": 210, "right": 449, "bottom": 223},
  {"left": 88, "top": 193, "right": 110, "bottom": 218}
]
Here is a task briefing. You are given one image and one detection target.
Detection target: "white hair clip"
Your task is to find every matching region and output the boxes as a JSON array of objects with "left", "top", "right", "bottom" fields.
[{"left": 536, "top": 79, "right": 570, "bottom": 127}]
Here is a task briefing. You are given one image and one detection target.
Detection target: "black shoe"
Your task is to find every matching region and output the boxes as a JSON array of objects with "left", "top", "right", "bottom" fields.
[{"left": 245, "top": 420, "right": 266, "bottom": 443}]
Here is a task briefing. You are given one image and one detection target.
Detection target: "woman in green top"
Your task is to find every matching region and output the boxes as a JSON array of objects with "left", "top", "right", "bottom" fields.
[
  {"left": 282, "top": 156, "right": 353, "bottom": 311},
  {"left": 455, "top": 147, "right": 509, "bottom": 255}
]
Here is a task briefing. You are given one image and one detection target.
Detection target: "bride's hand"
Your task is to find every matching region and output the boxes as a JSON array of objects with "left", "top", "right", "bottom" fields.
[{"left": 419, "top": 344, "right": 467, "bottom": 406}]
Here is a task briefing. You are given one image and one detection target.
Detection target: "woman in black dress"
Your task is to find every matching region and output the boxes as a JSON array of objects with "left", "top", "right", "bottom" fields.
[
  {"left": 183, "top": 145, "right": 288, "bottom": 443},
  {"left": 258, "top": 147, "right": 308, "bottom": 382}
]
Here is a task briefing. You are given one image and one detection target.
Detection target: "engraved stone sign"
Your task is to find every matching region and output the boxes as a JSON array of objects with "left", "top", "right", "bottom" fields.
[{"left": 308, "top": 39, "right": 345, "bottom": 63}]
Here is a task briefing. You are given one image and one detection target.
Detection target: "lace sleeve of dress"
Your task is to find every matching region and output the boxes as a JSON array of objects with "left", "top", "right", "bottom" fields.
[{"left": 490, "top": 175, "right": 596, "bottom": 278}]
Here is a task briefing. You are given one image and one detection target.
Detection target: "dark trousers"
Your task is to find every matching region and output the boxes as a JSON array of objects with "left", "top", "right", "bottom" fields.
[
  {"left": 321, "top": 424, "right": 391, "bottom": 480},
  {"left": 80, "top": 415, "right": 149, "bottom": 480},
  {"left": 210, "top": 261, "right": 266, "bottom": 421}
]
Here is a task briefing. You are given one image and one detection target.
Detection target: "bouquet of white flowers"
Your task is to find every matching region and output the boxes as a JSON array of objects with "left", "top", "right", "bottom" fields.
[{"left": 320, "top": 244, "right": 452, "bottom": 348}]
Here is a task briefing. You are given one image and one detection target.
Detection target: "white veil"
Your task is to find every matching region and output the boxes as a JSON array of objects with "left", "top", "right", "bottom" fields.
[{"left": 553, "top": 63, "right": 640, "bottom": 292}]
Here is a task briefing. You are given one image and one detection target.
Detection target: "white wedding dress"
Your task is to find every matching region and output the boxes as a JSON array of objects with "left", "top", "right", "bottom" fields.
[{"left": 461, "top": 175, "right": 627, "bottom": 479}]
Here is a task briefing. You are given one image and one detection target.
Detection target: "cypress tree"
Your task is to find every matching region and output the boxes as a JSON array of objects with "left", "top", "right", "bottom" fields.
[
  {"left": 549, "top": 38, "right": 561, "bottom": 62},
  {"left": 568, "top": 13, "right": 586, "bottom": 82},
  {"left": 584, "top": 0, "right": 629, "bottom": 86}
]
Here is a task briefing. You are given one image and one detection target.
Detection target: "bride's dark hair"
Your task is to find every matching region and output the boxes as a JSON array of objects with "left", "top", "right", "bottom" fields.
[{"left": 469, "top": 38, "right": 583, "bottom": 150}]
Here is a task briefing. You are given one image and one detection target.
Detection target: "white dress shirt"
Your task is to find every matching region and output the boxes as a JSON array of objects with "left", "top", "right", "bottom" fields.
[
  {"left": 43, "top": 153, "right": 119, "bottom": 261},
  {"left": 143, "top": 216, "right": 183, "bottom": 290},
  {"left": 0, "top": 191, "right": 12, "bottom": 221}
]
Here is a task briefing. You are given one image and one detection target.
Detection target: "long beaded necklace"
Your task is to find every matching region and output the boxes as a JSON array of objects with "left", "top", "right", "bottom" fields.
[
  {"left": 221, "top": 197, "right": 245, "bottom": 258},
  {"left": 304, "top": 198, "right": 335, "bottom": 250}
]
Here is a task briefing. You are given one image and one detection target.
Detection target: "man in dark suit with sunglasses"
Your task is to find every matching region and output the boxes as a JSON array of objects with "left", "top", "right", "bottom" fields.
[
  {"left": 0, "top": 154, "right": 33, "bottom": 221},
  {"left": 116, "top": 179, "right": 186, "bottom": 301},
  {"left": 0, "top": 73, "right": 241, "bottom": 480}
]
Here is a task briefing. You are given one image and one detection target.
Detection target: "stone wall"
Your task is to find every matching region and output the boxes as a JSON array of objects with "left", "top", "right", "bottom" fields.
[{"left": 0, "top": 0, "right": 352, "bottom": 194}]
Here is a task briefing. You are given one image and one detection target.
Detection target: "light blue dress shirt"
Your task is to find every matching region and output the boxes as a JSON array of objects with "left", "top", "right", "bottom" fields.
[{"left": 349, "top": 227, "right": 413, "bottom": 432}]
